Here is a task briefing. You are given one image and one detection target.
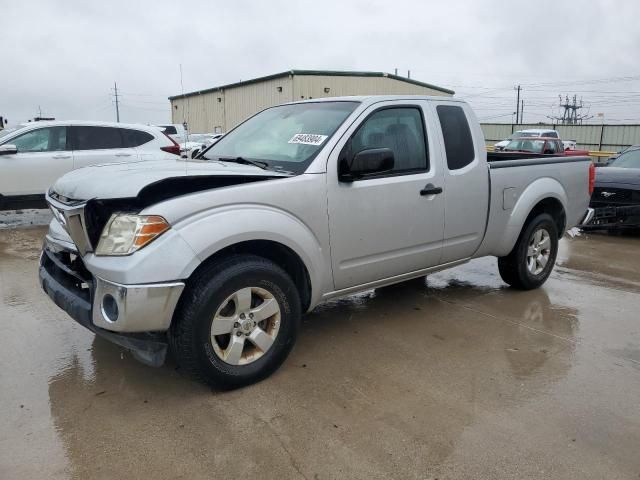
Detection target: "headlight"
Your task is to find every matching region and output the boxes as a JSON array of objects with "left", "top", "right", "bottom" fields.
[{"left": 96, "top": 214, "right": 169, "bottom": 256}]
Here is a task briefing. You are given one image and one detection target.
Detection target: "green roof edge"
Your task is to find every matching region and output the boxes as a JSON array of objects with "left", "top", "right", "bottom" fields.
[{"left": 168, "top": 69, "right": 454, "bottom": 100}]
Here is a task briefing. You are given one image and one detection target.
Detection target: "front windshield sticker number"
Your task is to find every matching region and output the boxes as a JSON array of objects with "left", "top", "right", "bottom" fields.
[{"left": 288, "top": 133, "right": 328, "bottom": 146}]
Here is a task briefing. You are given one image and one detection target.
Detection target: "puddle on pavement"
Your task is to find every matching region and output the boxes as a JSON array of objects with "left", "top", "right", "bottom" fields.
[
  {"left": 0, "top": 209, "right": 52, "bottom": 230},
  {"left": 1, "top": 227, "right": 640, "bottom": 479}
]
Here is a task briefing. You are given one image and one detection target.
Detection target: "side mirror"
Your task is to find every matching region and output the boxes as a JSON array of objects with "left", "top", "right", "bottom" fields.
[
  {"left": 0, "top": 144, "right": 17, "bottom": 155},
  {"left": 339, "top": 147, "right": 394, "bottom": 181}
]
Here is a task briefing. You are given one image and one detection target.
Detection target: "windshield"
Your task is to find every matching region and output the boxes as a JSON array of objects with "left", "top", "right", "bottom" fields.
[
  {"left": 504, "top": 139, "right": 546, "bottom": 153},
  {"left": 0, "top": 126, "right": 25, "bottom": 141},
  {"left": 202, "top": 101, "right": 359, "bottom": 173},
  {"left": 610, "top": 149, "right": 640, "bottom": 168}
]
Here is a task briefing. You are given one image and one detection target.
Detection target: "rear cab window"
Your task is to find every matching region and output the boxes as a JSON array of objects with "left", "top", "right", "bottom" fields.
[
  {"left": 543, "top": 140, "right": 561, "bottom": 154},
  {"left": 436, "top": 105, "right": 475, "bottom": 170}
]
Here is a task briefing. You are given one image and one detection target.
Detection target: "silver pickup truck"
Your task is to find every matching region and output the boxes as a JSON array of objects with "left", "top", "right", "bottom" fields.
[{"left": 40, "top": 96, "right": 594, "bottom": 388}]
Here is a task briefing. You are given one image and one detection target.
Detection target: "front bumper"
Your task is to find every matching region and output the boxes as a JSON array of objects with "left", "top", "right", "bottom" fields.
[
  {"left": 39, "top": 244, "right": 185, "bottom": 367},
  {"left": 580, "top": 204, "right": 640, "bottom": 230}
]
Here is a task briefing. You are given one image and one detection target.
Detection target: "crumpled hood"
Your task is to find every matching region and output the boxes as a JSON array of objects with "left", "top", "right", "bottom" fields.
[
  {"left": 595, "top": 167, "right": 640, "bottom": 188},
  {"left": 50, "top": 159, "right": 291, "bottom": 200}
]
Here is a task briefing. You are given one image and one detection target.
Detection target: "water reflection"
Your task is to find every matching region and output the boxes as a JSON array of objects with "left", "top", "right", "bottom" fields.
[{"left": 46, "top": 259, "right": 581, "bottom": 478}]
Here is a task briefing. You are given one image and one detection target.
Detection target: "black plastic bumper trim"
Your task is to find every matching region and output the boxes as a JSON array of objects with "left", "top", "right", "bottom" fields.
[
  {"left": 39, "top": 264, "right": 168, "bottom": 367},
  {"left": 580, "top": 204, "right": 640, "bottom": 230}
]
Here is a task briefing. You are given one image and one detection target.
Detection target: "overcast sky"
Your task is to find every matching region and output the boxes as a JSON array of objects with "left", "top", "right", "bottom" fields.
[{"left": 3, "top": 0, "right": 640, "bottom": 128}]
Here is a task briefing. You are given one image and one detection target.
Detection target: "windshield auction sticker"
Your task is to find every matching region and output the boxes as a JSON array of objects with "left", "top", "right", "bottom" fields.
[{"left": 288, "top": 133, "right": 328, "bottom": 146}]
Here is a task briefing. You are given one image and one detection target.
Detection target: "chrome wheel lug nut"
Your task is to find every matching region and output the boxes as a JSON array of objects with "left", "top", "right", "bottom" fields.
[
  {"left": 240, "top": 313, "right": 245, "bottom": 319},
  {"left": 234, "top": 322, "right": 240, "bottom": 328},
  {"left": 236, "top": 331, "right": 242, "bottom": 337}
]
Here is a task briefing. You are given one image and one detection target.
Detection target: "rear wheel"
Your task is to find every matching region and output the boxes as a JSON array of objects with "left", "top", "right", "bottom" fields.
[
  {"left": 170, "top": 255, "right": 301, "bottom": 389},
  {"left": 498, "top": 213, "right": 558, "bottom": 290}
]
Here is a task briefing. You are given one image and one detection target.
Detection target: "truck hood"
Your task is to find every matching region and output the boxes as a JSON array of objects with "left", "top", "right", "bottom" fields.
[
  {"left": 50, "top": 159, "right": 292, "bottom": 201},
  {"left": 595, "top": 167, "right": 640, "bottom": 188}
]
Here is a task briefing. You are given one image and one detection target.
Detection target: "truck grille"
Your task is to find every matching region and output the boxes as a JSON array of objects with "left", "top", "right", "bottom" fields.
[{"left": 46, "top": 192, "right": 94, "bottom": 255}]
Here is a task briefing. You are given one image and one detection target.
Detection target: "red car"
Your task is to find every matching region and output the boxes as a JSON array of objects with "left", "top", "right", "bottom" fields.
[{"left": 502, "top": 137, "right": 590, "bottom": 157}]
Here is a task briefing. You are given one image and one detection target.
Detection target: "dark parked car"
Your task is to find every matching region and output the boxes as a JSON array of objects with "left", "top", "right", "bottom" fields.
[{"left": 582, "top": 148, "right": 640, "bottom": 230}]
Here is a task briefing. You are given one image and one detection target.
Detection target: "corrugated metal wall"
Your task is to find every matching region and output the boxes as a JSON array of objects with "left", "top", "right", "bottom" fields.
[
  {"left": 224, "top": 76, "right": 294, "bottom": 129},
  {"left": 292, "top": 75, "right": 449, "bottom": 100},
  {"left": 481, "top": 123, "right": 640, "bottom": 151},
  {"left": 171, "top": 77, "right": 295, "bottom": 134},
  {"left": 171, "top": 74, "right": 451, "bottom": 133}
]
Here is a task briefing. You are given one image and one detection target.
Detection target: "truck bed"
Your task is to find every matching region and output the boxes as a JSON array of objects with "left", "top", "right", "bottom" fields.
[
  {"left": 473, "top": 154, "right": 592, "bottom": 259},
  {"left": 488, "top": 151, "right": 592, "bottom": 162},
  {"left": 488, "top": 154, "right": 592, "bottom": 169},
  {"left": 487, "top": 151, "right": 551, "bottom": 162}
]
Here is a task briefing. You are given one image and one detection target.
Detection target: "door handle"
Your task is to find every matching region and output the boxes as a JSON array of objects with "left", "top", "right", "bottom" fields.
[
  {"left": 420, "top": 184, "right": 443, "bottom": 196},
  {"left": 52, "top": 154, "right": 71, "bottom": 159},
  {"left": 115, "top": 153, "right": 132, "bottom": 157}
]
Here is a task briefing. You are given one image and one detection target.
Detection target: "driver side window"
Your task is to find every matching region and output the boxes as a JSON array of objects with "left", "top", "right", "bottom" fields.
[
  {"left": 11, "top": 127, "right": 67, "bottom": 153},
  {"left": 349, "top": 107, "right": 429, "bottom": 173}
]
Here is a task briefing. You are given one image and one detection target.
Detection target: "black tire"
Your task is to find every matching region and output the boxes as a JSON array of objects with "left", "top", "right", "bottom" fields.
[
  {"left": 498, "top": 213, "right": 559, "bottom": 290},
  {"left": 170, "top": 255, "right": 301, "bottom": 389}
]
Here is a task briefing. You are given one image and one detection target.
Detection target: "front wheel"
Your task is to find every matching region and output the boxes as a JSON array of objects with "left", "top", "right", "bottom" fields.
[
  {"left": 498, "top": 213, "right": 559, "bottom": 290},
  {"left": 170, "top": 255, "right": 301, "bottom": 389}
]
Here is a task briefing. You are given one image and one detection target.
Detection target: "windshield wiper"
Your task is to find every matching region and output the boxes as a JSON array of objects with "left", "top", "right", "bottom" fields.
[
  {"left": 216, "top": 156, "right": 269, "bottom": 170},
  {"left": 215, "top": 156, "right": 295, "bottom": 175}
]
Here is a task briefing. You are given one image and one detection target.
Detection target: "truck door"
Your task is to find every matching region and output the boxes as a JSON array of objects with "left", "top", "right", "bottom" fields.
[
  {"left": 327, "top": 102, "right": 445, "bottom": 290},
  {"left": 432, "top": 102, "right": 490, "bottom": 263}
]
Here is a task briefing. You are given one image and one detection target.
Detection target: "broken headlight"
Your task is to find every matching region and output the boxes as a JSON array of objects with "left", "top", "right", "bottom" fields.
[{"left": 95, "top": 214, "right": 169, "bottom": 256}]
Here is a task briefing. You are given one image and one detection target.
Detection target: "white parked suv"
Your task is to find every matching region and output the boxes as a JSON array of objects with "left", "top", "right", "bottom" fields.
[{"left": 0, "top": 120, "right": 180, "bottom": 209}]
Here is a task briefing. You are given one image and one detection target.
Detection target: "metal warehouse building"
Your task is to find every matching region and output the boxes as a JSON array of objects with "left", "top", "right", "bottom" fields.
[{"left": 168, "top": 69, "right": 454, "bottom": 133}]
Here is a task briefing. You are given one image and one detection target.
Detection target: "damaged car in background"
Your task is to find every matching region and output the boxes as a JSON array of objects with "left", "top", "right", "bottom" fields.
[{"left": 582, "top": 147, "right": 640, "bottom": 231}]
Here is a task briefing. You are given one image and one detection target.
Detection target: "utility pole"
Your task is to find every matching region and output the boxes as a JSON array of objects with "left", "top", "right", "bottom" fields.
[
  {"left": 520, "top": 99, "right": 524, "bottom": 124},
  {"left": 515, "top": 85, "right": 521, "bottom": 125},
  {"left": 113, "top": 82, "right": 120, "bottom": 122}
]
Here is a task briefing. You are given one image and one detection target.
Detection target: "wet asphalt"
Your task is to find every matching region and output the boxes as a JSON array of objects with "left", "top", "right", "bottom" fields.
[{"left": 0, "top": 224, "right": 639, "bottom": 479}]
